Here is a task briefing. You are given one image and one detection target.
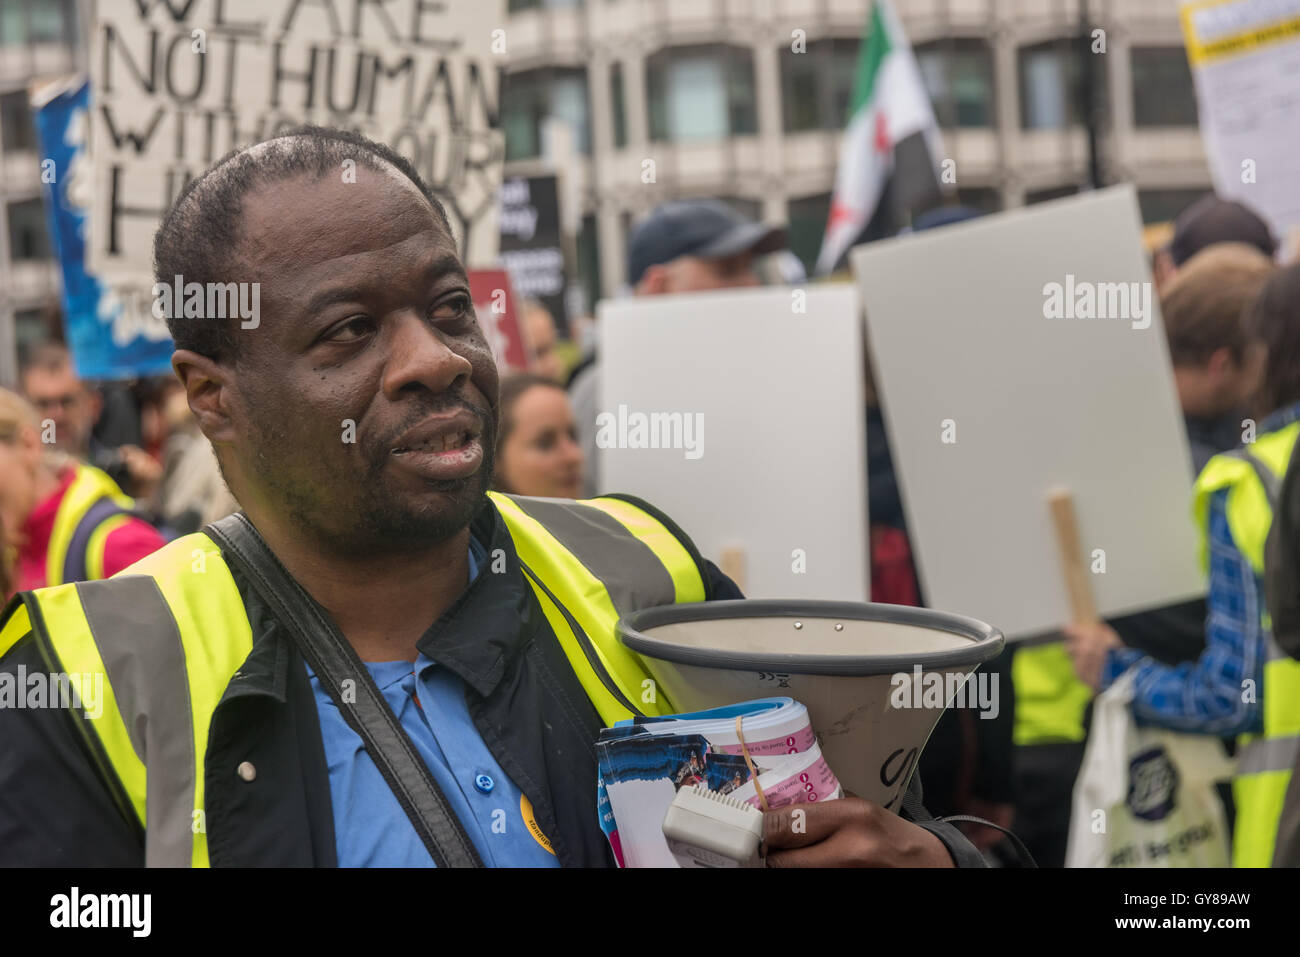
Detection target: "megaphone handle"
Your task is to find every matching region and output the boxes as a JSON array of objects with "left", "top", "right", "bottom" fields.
[{"left": 1047, "top": 489, "right": 1099, "bottom": 625}]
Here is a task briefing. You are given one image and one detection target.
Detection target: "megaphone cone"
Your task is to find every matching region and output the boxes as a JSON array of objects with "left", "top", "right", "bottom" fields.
[{"left": 618, "top": 599, "right": 1004, "bottom": 810}]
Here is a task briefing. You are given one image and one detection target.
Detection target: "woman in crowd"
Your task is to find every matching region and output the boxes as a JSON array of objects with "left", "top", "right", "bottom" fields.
[
  {"left": 492, "top": 373, "right": 586, "bottom": 499},
  {"left": 0, "top": 387, "right": 164, "bottom": 598}
]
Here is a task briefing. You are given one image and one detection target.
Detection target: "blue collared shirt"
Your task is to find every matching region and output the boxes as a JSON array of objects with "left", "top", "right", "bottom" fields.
[
  {"left": 307, "top": 538, "right": 561, "bottom": 867},
  {"left": 1098, "top": 400, "right": 1300, "bottom": 733}
]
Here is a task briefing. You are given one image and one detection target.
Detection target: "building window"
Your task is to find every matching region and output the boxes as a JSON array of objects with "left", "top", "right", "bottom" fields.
[
  {"left": 1131, "top": 47, "right": 1197, "bottom": 127},
  {"left": 916, "top": 39, "right": 995, "bottom": 128},
  {"left": 780, "top": 38, "right": 860, "bottom": 133},
  {"left": 30, "top": 0, "right": 70, "bottom": 43},
  {"left": 610, "top": 62, "right": 627, "bottom": 148},
  {"left": 501, "top": 67, "right": 591, "bottom": 161},
  {"left": 1, "top": 91, "right": 37, "bottom": 151},
  {"left": 8, "top": 198, "right": 51, "bottom": 259},
  {"left": 1018, "top": 41, "right": 1103, "bottom": 129},
  {"left": 1138, "top": 189, "right": 1207, "bottom": 224},
  {"left": 787, "top": 193, "right": 831, "bottom": 275},
  {"left": 647, "top": 46, "right": 757, "bottom": 143},
  {"left": 0, "top": 0, "right": 72, "bottom": 46}
]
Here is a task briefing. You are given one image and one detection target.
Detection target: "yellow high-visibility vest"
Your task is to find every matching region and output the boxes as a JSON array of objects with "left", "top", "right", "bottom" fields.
[
  {"left": 1012, "top": 641, "right": 1093, "bottom": 746},
  {"left": 1192, "top": 422, "right": 1300, "bottom": 868},
  {"left": 45, "top": 462, "right": 138, "bottom": 586},
  {"left": 0, "top": 491, "right": 705, "bottom": 867}
]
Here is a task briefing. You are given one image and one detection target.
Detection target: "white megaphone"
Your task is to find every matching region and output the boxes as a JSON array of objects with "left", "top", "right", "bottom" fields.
[{"left": 617, "top": 600, "right": 1004, "bottom": 812}]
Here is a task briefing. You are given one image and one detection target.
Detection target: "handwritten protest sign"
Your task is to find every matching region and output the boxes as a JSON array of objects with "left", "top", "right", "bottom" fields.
[{"left": 90, "top": 0, "right": 505, "bottom": 318}]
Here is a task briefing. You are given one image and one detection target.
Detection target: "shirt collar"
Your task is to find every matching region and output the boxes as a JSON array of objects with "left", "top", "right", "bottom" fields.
[
  {"left": 225, "top": 496, "right": 535, "bottom": 705},
  {"left": 1260, "top": 399, "right": 1300, "bottom": 436}
]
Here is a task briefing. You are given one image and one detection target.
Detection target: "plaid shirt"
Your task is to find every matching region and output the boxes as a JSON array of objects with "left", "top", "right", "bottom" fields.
[{"left": 1099, "top": 401, "right": 1300, "bottom": 735}]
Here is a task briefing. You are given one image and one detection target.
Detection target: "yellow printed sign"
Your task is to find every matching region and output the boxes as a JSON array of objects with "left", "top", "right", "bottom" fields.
[{"left": 1181, "top": 0, "right": 1300, "bottom": 65}]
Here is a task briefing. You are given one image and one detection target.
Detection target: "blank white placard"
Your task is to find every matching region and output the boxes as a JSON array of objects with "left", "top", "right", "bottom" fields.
[
  {"left": 599, "top": 284, "right": 869, "bottom": 601},
  {"left": 851, "top": 185, "right": 1204, "bottom": 639}
]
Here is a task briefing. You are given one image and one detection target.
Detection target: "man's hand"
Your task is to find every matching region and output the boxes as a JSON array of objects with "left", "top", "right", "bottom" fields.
[
  {"left": 762, "top": 797, "right": 954, "bottom": 867},
  {"left": 118, "top": 444, "right": 163, "bottom": 499},
  {"left": 1063, "top": 620, "right": 1123, "bottom": 691}
]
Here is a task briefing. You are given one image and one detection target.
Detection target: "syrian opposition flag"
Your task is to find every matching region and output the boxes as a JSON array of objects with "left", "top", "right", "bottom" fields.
[{"left": 816, "top": 0, "right": 944, "bottom": 275}]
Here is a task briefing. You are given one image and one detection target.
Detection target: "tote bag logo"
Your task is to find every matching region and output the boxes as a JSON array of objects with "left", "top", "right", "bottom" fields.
[{"left": 1127, "top": 746, "right": 1179, "bottom": 821}]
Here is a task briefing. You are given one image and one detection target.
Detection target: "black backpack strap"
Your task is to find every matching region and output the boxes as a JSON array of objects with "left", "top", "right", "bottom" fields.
[
  {"left": 62, "top": 497, "right": 139, "bottom": 584},
  {"left": 203, "top": 513, "right": 484, "bottom": 868}
]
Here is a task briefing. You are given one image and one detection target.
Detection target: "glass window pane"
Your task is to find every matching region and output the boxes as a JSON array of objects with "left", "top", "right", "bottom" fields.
[
  {"left": 669, "top": 56, "right": 727, "bottom": 141},
  {"left": 1020, "top": 48, "right": 1071, "bottom": 129},
  {"left": 917, "top": 41, "right": 993, "bottom": 128},
  {"left": 1, "top": 90, "right": 37, "bottom": 151},
  {"left": 1, "top": 0, "right": 27, "bottom": 46},
  {"left": 547, "top": 70, "right": 590, "bottom": 155},
  {"left": 727, "top": 50, "right": 756, "bottom": 135},
  {"left": 8, "top": 198, "right": 51, "bottom": 260},
  {"left": 1131, "top": 47, "right": 1197, "bottom": 126},
  {"left": 30, "top": 0, "right": 66, "bottom": 43},
  {"left": 781, "top": 48, "right": 821, "bottom": 132}
]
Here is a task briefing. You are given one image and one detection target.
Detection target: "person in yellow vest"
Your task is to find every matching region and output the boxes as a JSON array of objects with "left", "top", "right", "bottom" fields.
[
  {"left": 1012, "top": 244, "right": 1276, "bottom": 867},
  {"left": 0, "top": 387, "right": 165, "bottom": 600},
  {"left": 1066, "top": 262, "right": 1300, "bottom": 867},
  {"left": 0, "top": 127, "right": 981, "bottom": 868}
]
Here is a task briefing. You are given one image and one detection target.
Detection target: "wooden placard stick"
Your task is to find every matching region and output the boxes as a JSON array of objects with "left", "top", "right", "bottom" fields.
[{"left": 1047, "top": 489, "right": 1099, "bottom": 625}]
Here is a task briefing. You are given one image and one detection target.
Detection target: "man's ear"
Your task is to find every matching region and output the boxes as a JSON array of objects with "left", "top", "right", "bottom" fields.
[
  {"left": 1205, "top": 347, "right": 1233, "bottom": 379},
  {"left": 636, "top": 264, "right": 670, "bottom": 296},
  {"left": 172, "top": 350, "right": 237, "bottom": 444}
]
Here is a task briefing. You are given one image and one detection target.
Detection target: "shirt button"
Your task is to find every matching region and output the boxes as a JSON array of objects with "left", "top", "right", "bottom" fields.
[
  {"left": 237, "top": 761, "right": 257, "bottom": 782},
  {"left": 474, "top": 773, "right": 494, "bottom": 794}
]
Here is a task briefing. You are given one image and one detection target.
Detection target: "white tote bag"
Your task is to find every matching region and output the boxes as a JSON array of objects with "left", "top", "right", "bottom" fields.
[{"left": 1065, "top": 670, "right": 1236, "bottom": 867}]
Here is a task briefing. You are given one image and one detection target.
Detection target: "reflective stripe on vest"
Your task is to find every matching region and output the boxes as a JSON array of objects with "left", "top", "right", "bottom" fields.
[
  {"left": 8, "top": 494, "right": 706, "bottom": 865},
  {"left": 19, "top": 532, "right": 250, "bottom": 866},
  {"left": 47, "top": 463, "right": 136, "bottom": 587},
  {"left": 1193, "top": 423, "right": 1300, "bottom": 867},
  {"left": 1012, "top": 640, "right": 1092, "bottom": 745},
  {"left": 486, "top": 492, "right": 705, "bottom": 723}
]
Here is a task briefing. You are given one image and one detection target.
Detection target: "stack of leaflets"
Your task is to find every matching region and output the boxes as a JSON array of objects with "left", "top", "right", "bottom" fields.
[{"left": 596, "top": 697, "right": 843, "bottom": 867}]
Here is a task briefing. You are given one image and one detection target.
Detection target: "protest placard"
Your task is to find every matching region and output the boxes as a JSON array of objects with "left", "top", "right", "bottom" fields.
[
  {"left": 33, "top": 76, "right": 173, "bottom": 380},
  {"left": 598, "top": 285, "right": 868, "bottom": 601},
  {"left": 498, "top": 174, "right": 568, "bottom": 334},
  {"left": 469, "top": 268, "right": 529, "bottom": 374},
  {"left": 1180, "top": 0, "right": 1300, "bottom": 254},
  {"left": 89, "top": 0, "right": 505, "bottom": 314},
  {"left": 851, "top": 186, "right": 1203, "bottom": 639}
]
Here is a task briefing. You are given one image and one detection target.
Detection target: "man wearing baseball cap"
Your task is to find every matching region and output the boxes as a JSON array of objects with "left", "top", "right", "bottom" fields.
[{"left": 571, "top": 199, "right": 788, "bottom": 495}]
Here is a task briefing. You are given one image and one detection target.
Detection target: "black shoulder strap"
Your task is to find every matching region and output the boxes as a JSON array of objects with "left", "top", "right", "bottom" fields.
[{"left": 203, "top": 513, "right": 484, "bottom": 868}]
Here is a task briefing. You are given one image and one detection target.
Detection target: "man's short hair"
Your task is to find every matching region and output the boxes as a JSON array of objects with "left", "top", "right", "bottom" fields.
[
  {"left": 19, "top": 341, "right": 73, "bottom": 382},
  {"left": 153, "top": 125, "right": 452, "bottom": 362},
  {"left": 1160, "top": 242, "right": 1276, "bottom": 367}
]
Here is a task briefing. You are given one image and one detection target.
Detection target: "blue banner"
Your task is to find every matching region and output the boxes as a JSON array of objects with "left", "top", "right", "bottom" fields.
[{"left": 32, "top": 77, "right": 173, "bottom": 381}]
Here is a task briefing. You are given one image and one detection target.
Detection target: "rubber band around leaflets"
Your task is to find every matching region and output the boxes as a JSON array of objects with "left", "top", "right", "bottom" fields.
[{"left": 735, "top": 715, "right": 770, "bottom": 811}]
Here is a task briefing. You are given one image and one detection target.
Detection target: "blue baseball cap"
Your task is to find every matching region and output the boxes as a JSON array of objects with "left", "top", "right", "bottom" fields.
[{"left": 627, "top": 199, "right": 787, "bottom": 286}]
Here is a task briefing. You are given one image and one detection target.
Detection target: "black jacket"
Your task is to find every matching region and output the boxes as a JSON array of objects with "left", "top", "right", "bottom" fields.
[{"left": 0, "top": 497, "right": 985, "bottom": 867}]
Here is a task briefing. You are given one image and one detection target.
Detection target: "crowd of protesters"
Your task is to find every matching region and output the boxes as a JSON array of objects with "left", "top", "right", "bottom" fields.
[{"left": 3, "top": 180, "right": 1299, "bottom": 868}]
